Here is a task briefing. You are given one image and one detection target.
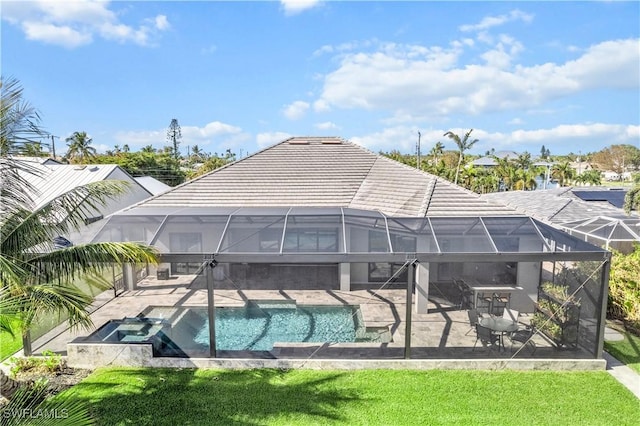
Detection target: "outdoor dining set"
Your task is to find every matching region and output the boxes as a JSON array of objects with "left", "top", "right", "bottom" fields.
[{"left": 454, "top": 276, "right": 536, "bottom": 353}]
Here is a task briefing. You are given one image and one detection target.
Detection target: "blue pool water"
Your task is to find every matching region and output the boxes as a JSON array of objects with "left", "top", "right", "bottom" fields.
[
  {"left": 136, "top": 303, "right": 384, "bottom": 352},
  {"left": 198, "top": 305, "right": 359, "bottom": 351}
]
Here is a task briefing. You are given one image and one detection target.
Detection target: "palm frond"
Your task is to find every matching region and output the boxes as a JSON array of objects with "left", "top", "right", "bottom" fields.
[
  {"left": 2, "top": 181, "right": 130, "bottom": 256},
  {"left": 0, "top": 380, "right": 94, "bottom": 425},
  {"left": 29, "top": 242, "right": 157, "bottom": 285},
  {"left": 19, "top": 283, "right": 95, "bottom": 331}
]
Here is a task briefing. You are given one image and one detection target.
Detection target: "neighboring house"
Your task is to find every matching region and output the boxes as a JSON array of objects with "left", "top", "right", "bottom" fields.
[
  {"left": 15, "top": 158, "right": 154, "bottom": 244},
  {"left": 482, "top": 187, "right": 640, "bottom": 252},
  {"left": 469, "top": 151, "right": 519, "bottom": 168},
  {"left": 134, "top": 176, "right": 171, "bottom": 196}
]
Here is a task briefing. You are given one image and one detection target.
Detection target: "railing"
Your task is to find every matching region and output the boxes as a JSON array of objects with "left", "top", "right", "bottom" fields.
[{"left": 113, "top": 266, "right": 125, "bottom": 297}]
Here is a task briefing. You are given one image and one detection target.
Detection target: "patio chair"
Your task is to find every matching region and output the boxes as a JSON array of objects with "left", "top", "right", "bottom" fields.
[
  {"left": 465, "top": 309, "right": 479, "bottom": 335},
  {"left": 491, "top": 292, "right": 510, "bottom": 316},
  {"left": 502, "top": 308, "right": 519, "bottom": 323},
  {"left": 476, "top": 292, "right": 492, "bottom": 314},
  {"left": 473, "top": 324, "right": 501, "bottom": 351},
  {"left": 509, "top": 326, "right": 536, "bottom": 355}
]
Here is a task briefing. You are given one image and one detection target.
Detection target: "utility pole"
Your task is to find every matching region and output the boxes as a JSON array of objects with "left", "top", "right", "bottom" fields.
[
  {"left": 416, "top": 131, "right": 421, "bottom": 170},
  {"left": 49, "top": 134, "right": 59, "bottom": 159}
]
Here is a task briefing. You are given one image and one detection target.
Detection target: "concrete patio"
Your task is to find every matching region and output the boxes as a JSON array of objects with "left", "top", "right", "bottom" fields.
[{"left": 30, "top": 274, "right": 599, "bottom": 367}]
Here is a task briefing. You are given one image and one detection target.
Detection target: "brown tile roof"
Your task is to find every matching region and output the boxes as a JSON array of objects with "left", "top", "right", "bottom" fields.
[{"left": 137, "top": 137, "right": 517, "bottom": 217}]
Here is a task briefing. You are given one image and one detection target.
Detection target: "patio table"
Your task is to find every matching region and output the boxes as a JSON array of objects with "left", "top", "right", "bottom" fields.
[
  {"left": 479, "top": 316, "right": 519, "bottom": 333},
  {"left": 479, "top": 316, "right": 519, "bottom": 351}
]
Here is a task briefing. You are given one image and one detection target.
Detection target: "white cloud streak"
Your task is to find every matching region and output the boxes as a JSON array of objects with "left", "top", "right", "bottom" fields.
[
  {"left": 1, "top": 0, "right": 170, "bottom": 48},
  {"left": 459, "top": 10, "right": 534, "bottom": 33},
  {"left": 283, "top": 101, "right": 310, "bottom": 120},
  {"left": 114, "top": 121, "right": 249, "bottom": 151},
  {"left": 280, "top": 0, "right": 322, "bottom": 16},
  {"left": 256, "top": 132, "right": 292, "bottom": 148}
]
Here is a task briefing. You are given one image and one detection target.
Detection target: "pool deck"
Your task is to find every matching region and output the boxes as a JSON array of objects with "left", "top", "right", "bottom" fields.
[{"left": 29, "top": 274, "right": 595, "bottom": 364}]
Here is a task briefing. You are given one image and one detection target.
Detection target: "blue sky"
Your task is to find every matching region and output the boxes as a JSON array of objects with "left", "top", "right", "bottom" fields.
[{"left": 2, "top": 1, "right": 639, "bottom": 158}]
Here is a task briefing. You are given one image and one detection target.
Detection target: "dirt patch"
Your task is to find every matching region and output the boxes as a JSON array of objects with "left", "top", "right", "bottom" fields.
[{"left": 1, "top": 361, "right": 92, "bottom": 405}]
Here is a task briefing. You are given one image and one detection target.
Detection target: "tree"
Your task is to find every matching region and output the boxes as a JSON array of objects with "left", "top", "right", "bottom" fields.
[
  {"left": 444, "top": 129, "right": 478, "bottom": 185},
  {"left": 540, "top": 145, "right": 550, "bottom": 160},
  {"left": 575, "top": 169, "right": 602, "bottom": 186},
  {"left": 551, "top": 161, "right": 576, "bottom": 187},
  {"left": 1, "top": 77, "right": 159, "bottom": 360},
  {"left": 592, "top": 144, "right": 640, "bottom": 174},
  {"left": 624, "top": 186, "right": 640, "bottom": 215},
  {"left": 65, "top": 131, "right": 96, "bottom": 163},
  {"left": 167, "top": 118, "right": 182, "bottom": 160},
  {"left": 429, "top": 142, "right": 445, "bottom": 167},
  {"left": 23, "top": 141, "right": 46, "bottom": 157}
]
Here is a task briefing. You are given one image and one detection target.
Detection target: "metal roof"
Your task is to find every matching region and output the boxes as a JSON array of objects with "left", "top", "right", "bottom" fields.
[{"left": 132, "top": 137, "right": 517, "bottom": 217}]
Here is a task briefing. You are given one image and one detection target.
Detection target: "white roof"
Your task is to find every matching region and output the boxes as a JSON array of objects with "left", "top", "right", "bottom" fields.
[{"left": 134, "top": 176, "right": 171, "bottom": 196}]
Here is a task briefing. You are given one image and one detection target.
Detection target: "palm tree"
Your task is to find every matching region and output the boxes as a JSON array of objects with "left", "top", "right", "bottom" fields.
[
  {"left": 1, "top": 78, "right": 159, "bottom": 359},
  {"left": 552, "top": 161, "right": 576, "bottom": 187},
  {"left": 1, "top": 180, "right": 158, "bottom": 355},
  {"left": 429, "top": 142, "right": 445, "bottom": 167},
  {"left": 444, "top": 129, "right": 478, "bottom": 185},
  {"left": 65, "top": 131, "right": 96, "bottom": 163}
]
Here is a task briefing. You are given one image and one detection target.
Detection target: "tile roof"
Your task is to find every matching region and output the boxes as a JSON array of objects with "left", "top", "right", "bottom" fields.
[
  {"left": 136, "top": 137, "right": 517, "bottom": 217},
  {"left": 481, "top": 187, "right": 628, "bottom": 224}
]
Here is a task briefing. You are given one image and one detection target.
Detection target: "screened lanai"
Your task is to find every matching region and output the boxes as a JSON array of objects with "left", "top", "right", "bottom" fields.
[
  {"left": 76, "top": 206, "right": 611, "bottom": 363},
  {"left": 558, "top": 215, "right": 640, "bottom": 253}
]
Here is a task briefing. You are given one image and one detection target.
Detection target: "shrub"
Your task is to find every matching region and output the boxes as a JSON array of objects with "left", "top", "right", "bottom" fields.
[{"left": 608, "top": 245, "right": 640, "bottom": 333}]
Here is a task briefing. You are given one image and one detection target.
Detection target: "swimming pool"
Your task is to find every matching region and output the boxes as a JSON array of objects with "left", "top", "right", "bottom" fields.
[{"left": 87, "top": 302, "right": 390, "bottom": 355}]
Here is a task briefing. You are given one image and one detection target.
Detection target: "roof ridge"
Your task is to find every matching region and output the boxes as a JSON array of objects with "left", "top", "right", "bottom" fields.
[{"left": 421, "top": 176, "right": 438, "bottom": 216}]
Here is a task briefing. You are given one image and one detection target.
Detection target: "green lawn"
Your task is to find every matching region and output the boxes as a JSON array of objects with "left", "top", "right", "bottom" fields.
[
  {"left": 0, "top": 329, "right": 22, "bottom": 361},
  {"left": 605, "top": 328, "right": 640, "bottom": 373},
  {"left": 56, "top": 368, "right": 639, "bottom": 425}
]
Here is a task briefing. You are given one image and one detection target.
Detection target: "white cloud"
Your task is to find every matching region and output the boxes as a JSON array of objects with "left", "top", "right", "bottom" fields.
[
  {"left": 313, "top": 38, "right": 639, "bottom": 118},
  {"left": 283, "top": 101, "right": 310, "bottom": 120},
  {"left": 201, "top": 44, "right": 217, "bottom": 55},
  {"left": 508, "top": 118, "right": 525, "bottom": 125},
  {"left": 349, "top": 123, "right": 639, "bottom": 155},
  {"left": 459, "top": 10, "right": 533, "bottom": 33},
  {"left": 315, "top": 121, "right": 339, "bottom": 130},
  {"left": 154, "top": 15, "right": 170, "bottom": 31},
  {"left": 256, "top": 132, "right": 292, "bottom": 148},
  {"left": 1, "top": 0, "right": 170, "bottom": 48},
  {"left": 280, "top": 0, "right": 322, "bottom": 16},
  {"left": 114, "top": 121, "right": 249, "bottom": 150},
  {"left": 22, "top": 21, "right": 92, "bottom": 48}
]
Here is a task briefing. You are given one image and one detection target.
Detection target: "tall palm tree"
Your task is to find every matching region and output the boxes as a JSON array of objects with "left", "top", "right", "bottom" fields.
[
  {"left": 65, "top": 131, "right": 96, "bottom": 163},
  {"left": 429, "top": 141, "right": 445, "bottom": 167},
  {"left": 552, "top": 161, "right": 576, "bottom": 187},
  {"left": 444, "top": 129, "right": 478, "bottom": 185}
]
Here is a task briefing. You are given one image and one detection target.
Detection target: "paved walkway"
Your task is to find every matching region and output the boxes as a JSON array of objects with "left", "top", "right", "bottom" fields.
[{"left": 603, "top": 327, "right": 640, "bottom": 399}]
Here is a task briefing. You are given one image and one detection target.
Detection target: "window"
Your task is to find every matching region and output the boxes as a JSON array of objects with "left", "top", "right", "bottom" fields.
[
  {"left": 368, "top": 231, "right": 416, "bottom": 282},
  {"left": 170, "top": 233, "right": 203, "bottom": 275},
  {"left": 283, "top": 228, "right": 339, "bottom": 252}
]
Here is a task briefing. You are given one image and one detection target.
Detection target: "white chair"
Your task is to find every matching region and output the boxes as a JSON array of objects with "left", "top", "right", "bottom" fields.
[{"left": 503, "top": 308, "right": 519, "bottom": 323}]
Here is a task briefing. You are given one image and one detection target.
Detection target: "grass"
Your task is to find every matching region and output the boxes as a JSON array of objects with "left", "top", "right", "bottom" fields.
[
  {"left": 0, "top": 329, "right": 22, "bottom": 361},
  {"left": 605, "top": 326, "right": 640, "bottom": 373},
  {"left": 55, "top": 368, "right": 640, "bottom": 425}
]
